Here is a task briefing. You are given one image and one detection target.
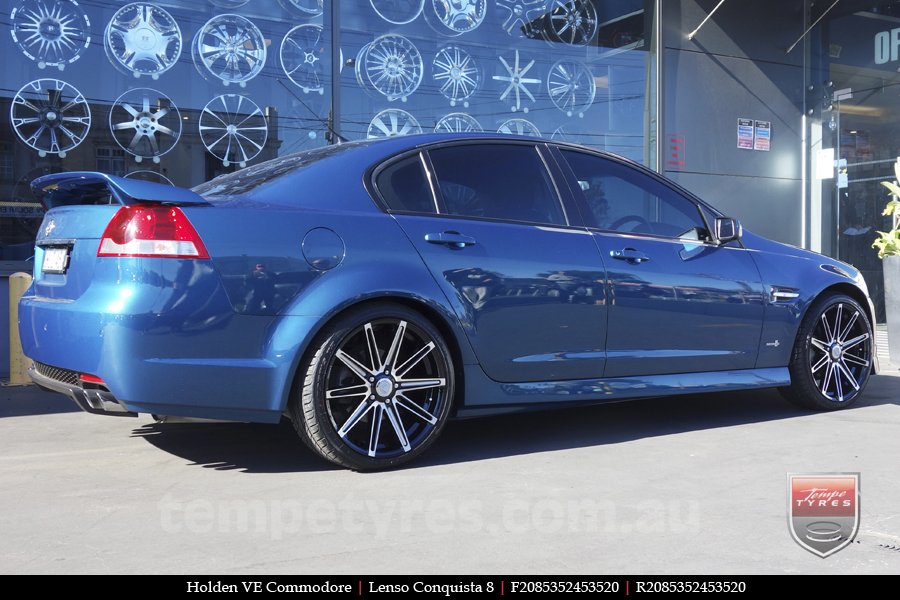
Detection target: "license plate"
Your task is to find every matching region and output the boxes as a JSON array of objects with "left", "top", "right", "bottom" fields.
[{"left": 42, "top": 247, "right": 70, "bottom": 274}]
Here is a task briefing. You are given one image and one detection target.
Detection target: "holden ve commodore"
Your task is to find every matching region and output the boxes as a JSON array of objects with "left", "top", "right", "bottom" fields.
[{"left": 19, "top": 134, "right": 876, "bottom": 470}]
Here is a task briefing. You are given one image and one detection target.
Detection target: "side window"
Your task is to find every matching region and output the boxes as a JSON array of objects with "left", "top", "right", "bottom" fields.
[
  {"left": 560, "top": 150, "right": 708, "bottom": 240},
  {"left": 428, "top": 144, "right": 566, "bottom": 226},
  {"left": 374, "top": 154, "right": 436, "bottom": 213}
]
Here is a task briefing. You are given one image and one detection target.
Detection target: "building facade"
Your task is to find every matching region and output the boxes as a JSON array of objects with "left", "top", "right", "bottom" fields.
[{"left": 1, "top": 0, "right": 897, "bottom": 373}]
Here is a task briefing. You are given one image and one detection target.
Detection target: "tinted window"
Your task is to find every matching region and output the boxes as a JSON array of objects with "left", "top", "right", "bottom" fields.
[
  {"left": 375, "top": 154, "right": 436, "bottom": 213},
  {"left": 561, "top": 150, "right": 707, "bottom": 239},
  {"left": 428, "top": 145, "right": 566, "bottom": 226}
]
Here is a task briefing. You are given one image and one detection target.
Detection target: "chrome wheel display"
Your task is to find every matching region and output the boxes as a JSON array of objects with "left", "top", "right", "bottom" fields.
[
  {"left": 199, "top": 94, "right": 268, "bottom": 167},
  {"left": 280, "top": 24, "right": 327, "bottom": 95},
  {"left": 370, "top": 0, "right": 425, "bottom": 24},
  {"left": 278, "top": 0, "right": 324, "bottom": 16},
  {"left": 193, "top": 14, "right": 267, "bottom": 87},
  {"left": 434, "top": 112, "right": 482, "bottom": 133},
  {"left": 551, "top": 125, "right": 571, "bottom": 142},
  {"left": 11, "top": 78, "right": 90, "bottom": 158},
  {"left": 547, "top": 59, "right": 595, "bottom": 117},
  {"left": 543, "top": 0, "right": 598, "bottom": 46},
  {"left": 10, "top": 0, "right": 91, "bottom": 70},
  {"left": 209, "top": 0, "right": 250, "bottom": 7},
  {"left": 497, "top": 118, "right": 541, "bottom": 137},
  {"left": 324, "top": 317, "right": 450, "bottom": 460},
  {"left": 425, "top": 0, "right": 487, "bottom": 36},
  {"left": 109, "top": 88, "right": 181, "bottom": 163},
  {"left": 808, "top": 302, "right": 872, "bottom": 404},
  {"left": 496, "top": 0, "right": 546, "bottom": 38},
  {"left": 493, "top": 50, "right": 541, "bottom": 113},
  {"left": 104, "top": 3, "right": 182, "bottom": 80},
  {"left": 367, "top": 109, "right": 422, "bottom": 138},
  {"left": 124, "top": 170, "right": 175, "bottom": 186},
  {"left": 357, "top": 34, "right": 423, "bottom": 102},
  {"left": 432, "top": 45, "right": 480, "bottom": 108}
]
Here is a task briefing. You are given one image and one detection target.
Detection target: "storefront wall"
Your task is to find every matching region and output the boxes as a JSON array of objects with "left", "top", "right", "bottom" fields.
[{"left": 0, "top": 1, "right": 891, "bottom": 376}]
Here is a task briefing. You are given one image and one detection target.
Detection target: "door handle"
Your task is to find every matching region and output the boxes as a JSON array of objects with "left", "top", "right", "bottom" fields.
[
  {"left": 610, "top": 248, "right": 650, "bottom": 263},
  {"left": 425, "top": 231, "right": 477, "bottom": 248}
]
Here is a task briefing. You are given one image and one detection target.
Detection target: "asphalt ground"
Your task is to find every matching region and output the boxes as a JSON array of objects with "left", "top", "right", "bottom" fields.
[{"left": 1, "top": 361, "right": 898, "bottom": 574}]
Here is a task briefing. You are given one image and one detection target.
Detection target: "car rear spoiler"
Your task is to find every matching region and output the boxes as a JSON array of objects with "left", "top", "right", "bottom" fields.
[{"left": 31, "top": 172, "right": 209, "bottom": 210}]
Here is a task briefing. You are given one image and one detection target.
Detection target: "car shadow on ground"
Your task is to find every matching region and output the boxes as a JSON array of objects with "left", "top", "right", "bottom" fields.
[{"left": 128, "top": 373, "right": 899, "bottom": 473}]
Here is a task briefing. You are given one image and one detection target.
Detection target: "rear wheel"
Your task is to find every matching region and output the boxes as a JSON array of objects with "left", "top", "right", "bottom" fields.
[
  {"left": 780, "top": 293, "right": 873, "bottom": 410},
  {"left": 291, "top": 304, "right": 454, "bottom": 470}
]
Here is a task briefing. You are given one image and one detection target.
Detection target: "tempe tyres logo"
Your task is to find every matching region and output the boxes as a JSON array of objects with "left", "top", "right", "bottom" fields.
[{"left": 788, "top": 473, "right": 859, "bottom": 557}]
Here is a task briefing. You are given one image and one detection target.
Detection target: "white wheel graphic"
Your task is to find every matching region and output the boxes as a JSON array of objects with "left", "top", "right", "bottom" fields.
[
  {"left": 432, "top": 45, "right": 480, "bottom": 108},
  {"left": 104, "top": 3, "right": 182, "bottom": 80},
  {"left": 551, "top": 125, "right": 571, "bottom": 142},
  {"left": 109, "top": 88, "right": 181, "bottom": 163},
  {"left": 543, "top": 0, "right": 598, "bottom": 46},
  {"left": 278, "top": 0, "right": 324, "bottom": 16},
  {"left": 10, "top": 0, "right": 91, "bottom": 70},
  {"left": 125, "top": 170, "right": 175, "bottom": 186},
  {"left": 367, "top": 109, "right": 422, "bottom": 139},
  {"left": 208, "top": 0, "right": 250, "bottom": 7},
  {"left": 199, "top": 95, "right": 268, "bottom": 168},
  {"left": 425, "top": 0, "right": 487, "bottom": 36},
  {"left": 547, "top": 59, "right": 595, "bottom": 117},
  {"left": 492, "top": 50, "right": 541, "bottom": 113},
  {"left": 281, "top": 24, "right": 327, "bottom": 95},
  {"left": 496, "top": 0, "right": 546, "bottom": 39},
  {"left": 497, "top": 118, "right": 541, "bottom": 137},
  {"left": 11, "top": 78, "right": 90, "bottom": 158},
  {"left": 357, "top": 35, "right": 423, "bottom": 102},
  {"left": 193, "top": 14, "right": 267, "bottom": 87},
  {"left": 370, "top": 0, "right": 425, "bottom": 25},
  {"left": 434, "top": 112, "right": 482, "bottom": 133}
]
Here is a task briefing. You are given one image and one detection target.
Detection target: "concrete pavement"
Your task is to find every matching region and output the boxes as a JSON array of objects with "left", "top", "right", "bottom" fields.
[{"left": 0, "top": 364, "right": 898, "bottom": 574}]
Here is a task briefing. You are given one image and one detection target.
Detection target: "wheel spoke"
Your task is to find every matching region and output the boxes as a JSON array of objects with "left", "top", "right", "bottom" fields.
[
  {"left": 838, "top": 311, "right": 859, "bottom": 342},
  {"left": 336, "top": 349, "right": 373, "bottom": 380},
  {"left": 397, "top": 378, "right": 446, "bottom": 393},
  {"left": 368, "top": 404, "right": 384, "bottom": 457},
  {"left": 833, "top": 362, "right": 844, "bottom": 401},
  {"left": 837, "top": 361, "right": 860, "bottom": 391},
  {"left": 842, "top": 352, "right": 869, "bottom": 368},
  {"left": 395, "top": 392, "right": 438, "bottom": 424},
  {"left": 337, "top": 398, "right": 375, "bottom": 437},
  {"left": 384, "top": 403, "right": 411, "bottom": 452},
  {"left": 843, "top": 332, "right": 870, "bottom": 351},
  {"left": 832, "top": 304, "right": 843, "bottom": 342},
  {"left": 810, "top": 353, "right": 829, "bottom": 373},
  {"left": 364, "top": 322, "right": 381, "bottom": 372},
  {"left": 820, "top": 312, "right": 834, "bottom": 343},
  {"left": 820, "top": 362, "right": 834, "bottom": 396},
  {"left": 810, "top": 337, "right": 829, "bottom": 353},
  {"left": 382, "top": 320, "right": 407, "bottom": 371},
  {"left": 325, "top": 383, "right": 370, "bottom": 399}
]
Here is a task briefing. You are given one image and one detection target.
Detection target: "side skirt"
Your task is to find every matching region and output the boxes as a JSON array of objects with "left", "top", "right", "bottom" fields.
[{"left": 456, "top": 366, "right": 790, "bottom": 418}]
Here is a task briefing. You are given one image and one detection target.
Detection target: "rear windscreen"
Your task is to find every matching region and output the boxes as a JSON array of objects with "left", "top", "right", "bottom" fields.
[{"left": 192, "top": 143, "right": 361, "bottom": 198}]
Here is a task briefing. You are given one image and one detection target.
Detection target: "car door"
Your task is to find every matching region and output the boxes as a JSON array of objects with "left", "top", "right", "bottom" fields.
[
  {"left": 375, "top": 141, "right": 608, "bottom": 383},
  {"left": 552, "top": 147, "right": 766, "bottom": 378}
]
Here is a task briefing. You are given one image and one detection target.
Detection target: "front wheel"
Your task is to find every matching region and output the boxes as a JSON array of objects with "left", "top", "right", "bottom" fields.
[
  {"left": 291, "top": 304, "right": 455, "bottom": 470},
  {"left": 780, "top": 293, "right": 873, "bottom": 410}
]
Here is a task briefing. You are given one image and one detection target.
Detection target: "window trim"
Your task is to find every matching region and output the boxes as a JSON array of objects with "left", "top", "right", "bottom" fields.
[{"left": 549, "top": 144, "right": 720, "bottom": 244}]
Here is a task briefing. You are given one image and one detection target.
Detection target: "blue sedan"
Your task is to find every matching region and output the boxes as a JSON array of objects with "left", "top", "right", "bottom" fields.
[{"left": 19, "top": 134, "right": 876, "bottom": 470}]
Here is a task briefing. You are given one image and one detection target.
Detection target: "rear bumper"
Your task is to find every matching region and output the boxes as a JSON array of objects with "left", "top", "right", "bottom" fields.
[{"left": 29, "top": 362, "right": 137, "bottom": 417}]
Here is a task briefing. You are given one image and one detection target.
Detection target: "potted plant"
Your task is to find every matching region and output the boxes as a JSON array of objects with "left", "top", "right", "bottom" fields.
[{"left": 873, "top": 158, "right": 900, "bottom": 365}]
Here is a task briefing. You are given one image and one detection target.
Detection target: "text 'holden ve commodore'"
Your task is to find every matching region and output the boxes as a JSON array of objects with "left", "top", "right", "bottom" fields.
[{"left": 19, "top": 134, "right": 876, "bottom": 470}]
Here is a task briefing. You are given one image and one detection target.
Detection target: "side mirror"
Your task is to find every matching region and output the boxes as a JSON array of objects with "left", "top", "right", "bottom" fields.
[{"left": 715, "top": 217, "right": 742, "bottom": 244}]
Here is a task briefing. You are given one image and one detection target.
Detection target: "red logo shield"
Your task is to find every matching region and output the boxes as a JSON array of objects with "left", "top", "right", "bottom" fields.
[{"left": 788, "top": 473, "right": 860, "bottom": 557}]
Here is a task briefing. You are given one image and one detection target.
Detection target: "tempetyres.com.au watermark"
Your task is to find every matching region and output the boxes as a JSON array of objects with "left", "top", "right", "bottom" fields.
[{"left": 158, "top": 494, "right": 700, "bottom": 540}]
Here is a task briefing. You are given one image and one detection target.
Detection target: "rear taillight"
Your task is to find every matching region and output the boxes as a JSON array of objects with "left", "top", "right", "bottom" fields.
[{"left": 98, "top": 205, "right": 209, "bottom": 259}]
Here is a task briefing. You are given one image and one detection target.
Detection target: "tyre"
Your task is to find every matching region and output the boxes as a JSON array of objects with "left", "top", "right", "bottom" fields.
[
  {"left": 780, "top": 293, "right": 873, "bottom": 410},
  {"left": 290, "top": 303, "right": 455, "bottom": 470}
]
